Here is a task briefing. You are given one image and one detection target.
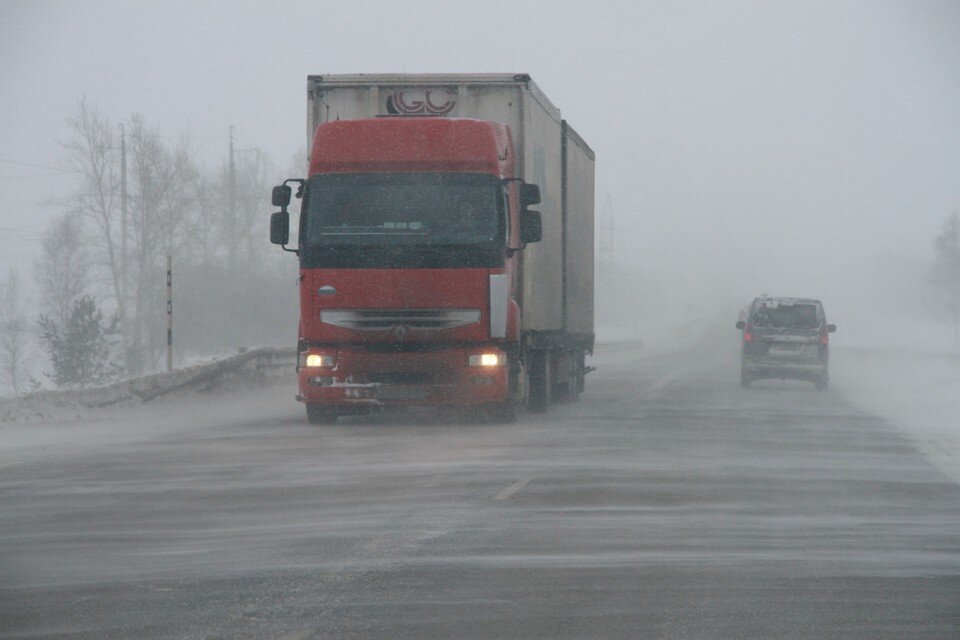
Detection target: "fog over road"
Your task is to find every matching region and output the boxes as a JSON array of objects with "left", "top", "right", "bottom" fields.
[{"left": 2, "top": 335, "right": 959, "bottom": 639}]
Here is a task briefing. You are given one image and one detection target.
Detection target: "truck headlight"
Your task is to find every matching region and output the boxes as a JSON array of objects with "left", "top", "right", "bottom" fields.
[
  {"left": 300, "top": 353, "right": 336, "bottom": 368},
  {"left": 468, "top": 353, "right": 504, "bottom": 367}
]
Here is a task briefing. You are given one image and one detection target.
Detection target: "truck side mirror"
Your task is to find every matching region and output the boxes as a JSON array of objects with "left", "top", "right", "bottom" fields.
[
  {"left": 520, "top": 210, "right": 542, "bottom": 244},
  {"left": 272, "top": 185, "right": 292, "bottom": 209},
  {"left": 736, "top": 321, "right": 745, "bottom": 330},
  {"left": 270, "top": 211, "right": 290, "bottom": 245},
  {"left": 827, "top": 324, "right": 837, "bottom": 333},
  {"left": 520, "top": 183, "right": 541, "bottom": 207}
]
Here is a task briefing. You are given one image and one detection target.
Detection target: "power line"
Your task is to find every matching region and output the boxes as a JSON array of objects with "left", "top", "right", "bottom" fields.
[
  {"left": 0, "top": 225, "right": 42, "bottom": 235},
  {"left": 0, "top": 227, "right": 43, "bottom": 243},
  {"left": 0, "top": 158, "right": 67, "bottom": 171},
  {"left": 0, "top": 172, "right": 76, "bottom": 179}
]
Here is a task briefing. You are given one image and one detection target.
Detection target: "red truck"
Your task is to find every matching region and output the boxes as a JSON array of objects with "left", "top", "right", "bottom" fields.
[{"left": 270, "top": 74, "right": 595, "bottom": 423}]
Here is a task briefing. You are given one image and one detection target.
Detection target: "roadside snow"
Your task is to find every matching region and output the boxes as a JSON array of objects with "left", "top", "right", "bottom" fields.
[
  {"left": 0, "top": 348, "right": 298, "bottom": 465},
  {"left": 4, "top": 339, "right": 957, "bottom": 487},
  {"left": 0, "top": 348, "right": 295, "bottom": 424},
  {"left": 832, "top": 347, "right": 960, "bottom": 484}
]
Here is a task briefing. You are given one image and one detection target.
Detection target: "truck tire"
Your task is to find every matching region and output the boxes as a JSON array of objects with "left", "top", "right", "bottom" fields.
[
  {"left": 527, "top": 350, "right": 549, "bottom": 413},
  {"left": 306, "top": 404, "right": 338, "bottom": 425},
  {"left": 486, "top": 400, "right": 518, "bottom": 423}
]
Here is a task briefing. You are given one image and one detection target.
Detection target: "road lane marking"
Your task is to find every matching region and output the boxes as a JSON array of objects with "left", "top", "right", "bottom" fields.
[{"left": 494, "top": 477, "right": 532, "bottom": 501}]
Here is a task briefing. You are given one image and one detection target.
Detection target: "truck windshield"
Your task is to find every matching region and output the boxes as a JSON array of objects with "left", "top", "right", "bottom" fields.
[{"left": 303, "top": 173, "right": 503, "bottom": 247}]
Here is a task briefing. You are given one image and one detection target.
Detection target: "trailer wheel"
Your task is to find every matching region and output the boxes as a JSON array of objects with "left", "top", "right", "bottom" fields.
[
  {"left": 576, "top": 351, "right": 587, "bottom": 395},
  {"left": 527, "top": 350, "right": 549, "bottom": 413},
  {"left": 549, "top": 350, "right": 581, "bottom": 402},
  {"left": 566, "top": 356, "right": 582, "bottom": 401},
  {"left": 306, "top": 404, "right": 338, "bottom": 425}
]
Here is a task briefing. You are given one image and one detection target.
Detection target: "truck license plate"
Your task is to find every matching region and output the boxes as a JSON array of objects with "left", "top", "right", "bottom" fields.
[{"left": 377, "top": 386, "right": 429, "bottom": 400}]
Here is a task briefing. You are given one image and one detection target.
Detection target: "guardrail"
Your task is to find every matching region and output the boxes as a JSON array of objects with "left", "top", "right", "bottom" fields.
[{"left": 0, "top": 348, "right": 298, "bottom": 421}]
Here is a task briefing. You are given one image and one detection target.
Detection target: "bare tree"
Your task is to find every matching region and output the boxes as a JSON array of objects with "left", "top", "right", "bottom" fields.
[
  {"left": 930, "top": 212, "right": 960, "bottom": 351},
  {"left": 173, "top": 142, "right": 297, "bottom": 355},
  {"left": 234, "top": 149, "right": 275, "bottom": 271},
  {"left": 209, "top": 141, "right": 277, "bottom": 272},
  {"left": 125, "top": 115, "right": 200, "bottom": 373},
  {"left": 60, "top": 98, "right": 139, "bottom": 377},
  {"left": 53, "top": 104, "right": 297, "bottom": 369},
  {"left": 0, "top": 268, "right": 31, "bottom": 395},
  {"left": 62, "top": 98, "right": 122, "bottom": 309},
  {"left": 35, "top": 212, "right": 91, "bottom": 330}
]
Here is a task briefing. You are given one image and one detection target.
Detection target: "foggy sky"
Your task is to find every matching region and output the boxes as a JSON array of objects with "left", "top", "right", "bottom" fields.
[{"left": 2, "top": 0, "right": 959, "bottom": 346}]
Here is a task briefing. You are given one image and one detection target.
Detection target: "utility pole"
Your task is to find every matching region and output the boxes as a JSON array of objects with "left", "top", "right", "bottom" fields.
[
  {"left": 119, "top": 122, "right": 129, "bottom": 374},
  {"left": 166, "top": 255, "right": 173, "bottom": 372},
  {"left": 229, "top": 130, "right": 263, "bottom": 273},
  {"left": 228, "top": 125, "right": 237, "bottom": 271}
]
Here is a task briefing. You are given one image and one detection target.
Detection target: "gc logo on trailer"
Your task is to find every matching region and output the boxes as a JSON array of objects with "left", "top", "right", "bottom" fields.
[{"left": 385, "top": 90, "right": 456, "bottom": 115}]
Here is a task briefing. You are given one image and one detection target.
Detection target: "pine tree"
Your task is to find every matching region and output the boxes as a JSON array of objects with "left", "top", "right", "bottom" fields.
[{"left": 39, "top": 296, "right": 120, "bottom": 388}]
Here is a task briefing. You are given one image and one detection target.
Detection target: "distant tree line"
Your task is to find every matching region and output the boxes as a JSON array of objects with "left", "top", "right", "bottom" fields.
[
  {"left": 929, "top": 212, "right": 960, "bottom": 351},
  {"left": 0, "top": 99, "right": 299, "bottom": 394}
]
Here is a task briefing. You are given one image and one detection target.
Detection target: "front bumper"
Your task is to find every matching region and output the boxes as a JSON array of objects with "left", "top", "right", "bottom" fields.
[{"left": 297, "top": 346, "right": 509, "bottom": 408}]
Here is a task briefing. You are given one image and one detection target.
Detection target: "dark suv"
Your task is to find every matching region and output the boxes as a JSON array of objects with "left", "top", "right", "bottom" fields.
[{"left": 736, "top": 297, "right": 836, "bottom": 389}]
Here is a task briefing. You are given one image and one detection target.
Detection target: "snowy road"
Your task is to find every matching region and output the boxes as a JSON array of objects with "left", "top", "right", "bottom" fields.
[{"left": 1, "top": 335, "right": 959, "bottom": 639}]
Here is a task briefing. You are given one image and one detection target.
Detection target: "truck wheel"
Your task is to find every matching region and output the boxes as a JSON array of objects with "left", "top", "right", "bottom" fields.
[
  {"left": 306, "top": 404, "right": 338, "bottom": 424},
  {"left": 527, "top": 350, "right": 549, "bottom": 413},
  {"left": 486, "top": 400, "right": 518, "bottom": 423}
]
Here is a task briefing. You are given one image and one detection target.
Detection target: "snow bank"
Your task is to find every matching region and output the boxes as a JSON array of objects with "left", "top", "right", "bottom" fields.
[
  {"left": 832, "top": 347, "right": 960, "bottom": 484},
  {"left": 0, "top": 348, "right": 296, "bottom": 423}
]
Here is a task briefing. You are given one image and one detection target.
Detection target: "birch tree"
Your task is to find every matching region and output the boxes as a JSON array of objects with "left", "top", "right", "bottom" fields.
[
  {"left": 35, "top": 212, "right": 91, "bottom": 330},
  {"left": 63, "top": 99, "right": 122, "bottom": 311},
  {"left": 0, "top": 268, "right": 31, "bottom": 395},
  {"left": 125, "top": 115, "right": 199, "bottom": 372}
]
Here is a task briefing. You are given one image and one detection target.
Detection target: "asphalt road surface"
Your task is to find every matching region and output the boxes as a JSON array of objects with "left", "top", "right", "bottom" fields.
[{"left": 2, "top": 337, "right": 959, "bottom": 639}]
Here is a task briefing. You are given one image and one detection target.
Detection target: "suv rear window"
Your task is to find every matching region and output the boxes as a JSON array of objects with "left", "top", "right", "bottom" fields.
[{"left": 751, "top": 301, "right": 820, "bottom": 329}]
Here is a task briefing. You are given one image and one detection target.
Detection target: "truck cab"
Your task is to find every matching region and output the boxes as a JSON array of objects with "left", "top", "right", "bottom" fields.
[
  {"left": 271, "top": 74, "right": 594, "bottom": 425},
  {"left": 272, "top": 117, "right": 541, "bottom": 423}
]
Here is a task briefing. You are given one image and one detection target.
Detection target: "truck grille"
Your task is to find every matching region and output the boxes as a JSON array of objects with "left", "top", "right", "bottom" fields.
[{"left": 320, "top": 309, "right": 480, "bottom": 331}]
